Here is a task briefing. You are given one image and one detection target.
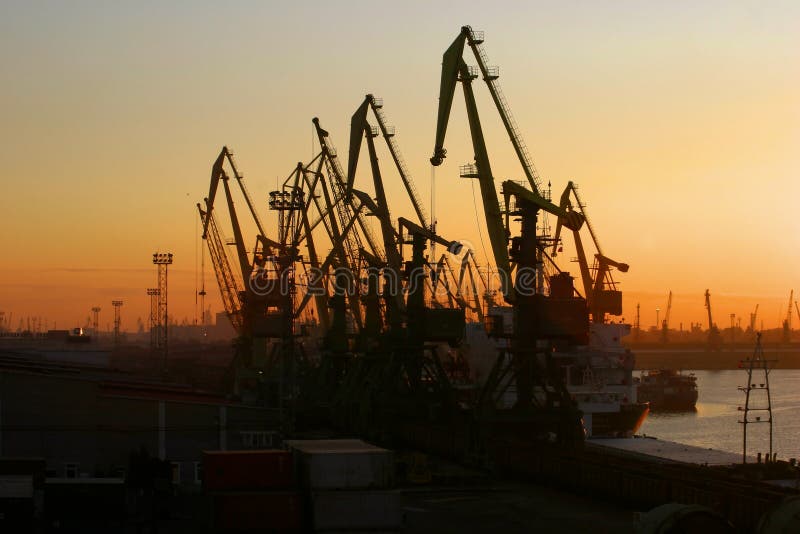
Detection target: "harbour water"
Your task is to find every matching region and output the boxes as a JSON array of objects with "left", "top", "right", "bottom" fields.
[{"left": 638, "top": 369, "right": 800, "bottom": 461}]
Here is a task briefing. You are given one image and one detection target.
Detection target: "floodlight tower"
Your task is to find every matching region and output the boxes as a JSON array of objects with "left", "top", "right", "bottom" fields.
[
  {"left": 91, "top": 307, "right": 101, "bottom": 336},
  {"left": 146, "top": 288, "right": 160, "bottom": 351},
  {"left": 269, "top": 186, "right": 303, "bottom": 435},
  {"left": 152, "top": 253, "right": 173, "bottom": 372},
  {"left": 111, "top": 301, "right": 123, "bottom": 345}
]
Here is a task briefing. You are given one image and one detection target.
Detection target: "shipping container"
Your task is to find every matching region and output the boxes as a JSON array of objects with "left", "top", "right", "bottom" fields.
[
  {"left": 0, "top": 475, "right": 34, "bottom": 499},
  {"left": 284, "top": 440, "right": 393, "bottom": 490},
  {"left": 212, "top": 491, "right": 302, "bottom": 532},
  {"left": 311, "top": 489, "right": 402, "bottom": 531},
  {"left": 0, "top": 458, "right": 46, "bottom": 488},
  {"left": 203, "top": 450, "right": 293, "bottom": 492}
]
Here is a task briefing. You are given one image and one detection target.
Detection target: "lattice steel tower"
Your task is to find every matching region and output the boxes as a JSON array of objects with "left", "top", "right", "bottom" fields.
[
  {"left": 111, "top": 301, "right": 123, "bottom": 345},
  {"left": 738, "top": 333, "right": 776, "bottom": 463},
  {"left": 91, "top": 307, "right": 101, "bottom": 336},
  {"left": 153, "top": 253, "right": 173, "bottom": 372},
  {"left": 269, "top": 187, "right": 303, "bottom": 435},
  {"left": 146, "top": 288, "right": 160, "bottom": 351}
]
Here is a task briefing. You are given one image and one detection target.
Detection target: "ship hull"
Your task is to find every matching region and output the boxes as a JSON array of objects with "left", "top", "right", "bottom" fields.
[
  {"left": 636, "top": 370, "right": 699, "bottom": 411},
  {"left": 586, "top": 402, "right": 649, "bottom": 437},
  {"left": 637, "top": 388, "right": 698, "bottom": 411}
]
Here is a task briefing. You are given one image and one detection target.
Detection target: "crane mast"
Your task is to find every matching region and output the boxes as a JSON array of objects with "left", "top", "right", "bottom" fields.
[{"left": 313, "top": 118, "right": 382, "bottom": 263}]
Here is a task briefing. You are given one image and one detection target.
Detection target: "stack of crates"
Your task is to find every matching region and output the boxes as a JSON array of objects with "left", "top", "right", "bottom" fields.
[
  {"left": 203, "top": 450, "right": 302, "bottom": 533},
  {"left": 284, "top": 439, "right": 401, "bottom": 532}
]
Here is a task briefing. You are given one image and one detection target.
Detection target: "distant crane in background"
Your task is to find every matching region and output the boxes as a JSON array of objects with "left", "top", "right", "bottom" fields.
[
  {"left": 705, "top": 289, "right": 723, "bottom": 350},
  {"left": 660, "top": 291, "right": 672, "bottom": 343},
  {"left": 748, "top": 304, "right": 759, "bottom": 333},
  {"left": 782, "top": 289, "right": 793, "bottom": 343}
]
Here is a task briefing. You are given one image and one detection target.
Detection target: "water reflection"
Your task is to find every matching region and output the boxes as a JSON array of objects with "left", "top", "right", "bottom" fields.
[{"left": 638, "top": 369, "right": 800, "bottom": 459}]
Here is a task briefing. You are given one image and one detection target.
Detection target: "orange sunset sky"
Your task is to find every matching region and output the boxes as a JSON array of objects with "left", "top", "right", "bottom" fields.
[{"left": 1, "top": 1, "right": 799, "bottom": 333}]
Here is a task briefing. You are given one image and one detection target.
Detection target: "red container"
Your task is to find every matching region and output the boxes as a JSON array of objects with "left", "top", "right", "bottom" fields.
[
  {"left": 203, "top": 450, "right": 293, "bottom": 491},
  {"left": 213, "top": 491, "right": 302, "bottom": 531}
]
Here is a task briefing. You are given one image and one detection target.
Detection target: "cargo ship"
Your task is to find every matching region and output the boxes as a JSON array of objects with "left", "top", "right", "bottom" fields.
[
  {"left": 556, "top": 322, "right": 649, "bottom": 437},
  {"left": 635, "top": 369, "right": 698, "bottom": 411},
  {"left": 463, "top": 311, "right": 649, "bottom": 437}
]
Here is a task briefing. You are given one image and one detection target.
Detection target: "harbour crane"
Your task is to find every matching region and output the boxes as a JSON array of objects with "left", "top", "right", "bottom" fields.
[
  {"left": 661, "top": 291, "right": 672, "bottom": 344},
  {"left": 347, "top": 94, "right": 483, "bottom": 324},
  {"left": 431, "top": 27, "right": 544, "bottom": 195},
  {"left": 748, "top": 304, "right": 759, "bottom": 334},
  {"left": 200, "top": 147, "right": 295, "bottom": 398},
  {"left": 347, "top": 97, "right": 406, "bottom": 329},
  {"left": 782, "top": 290, "right": 794, "bottom": 343},
  {"left": 200, "top": 147, "right": 284, "bottom": 337},
  {"left": 431, "top": 26, "right": 588, "bottom": 442},
  {"left": 704, "top": 289, "right": 723, "bottom": 350},
  {"left": 552, "top": 182, "right": 629, "bottom": 324}
]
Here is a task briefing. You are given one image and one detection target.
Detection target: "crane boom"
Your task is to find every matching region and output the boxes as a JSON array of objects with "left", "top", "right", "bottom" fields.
[
  {"left": 347, "top": 99, "right": 402, "bottom": 272},
  {"left": 750, "top": 304, "right": 759, "bottom": 332},
  {"left": 430, "top": 31, "right": 466, "bottom": 167},
  {"left": 221, "top": 174, "right": 252, "bottom": 280},
  {"left": 223, "top": 147, "right": 267, "bottom": 240},
  {"left": 660, "top": 290, "right": 673, "bottom": 343},
  {"left": 197, "top": 204, "right": 243, "bottom": 332},
  {"left": 432, "top": 56, "right": 512, "bottom": 298},
  {"left": 501, "top": 180, "right": 583, "bottom": 230},
  {"left": 461, "top": 26, "right": 542, "bottom": 195},
  {"left": 313, "top": 118, "right": 382, "bottom": 261},
  {"left": 293, "top": 190, "right": 370, "bottom": 321},
  {"left": 369, "top": 96, "right": 429, "bottom": 228},
  {"left": 431, "top": 27, "right": 545, "bottom": 196},
  {"left": 347, "top": 95, "right": 430, "bottom": 229},
  {"left": 398, "top": 217, "right": 461, "bottom": 252}
]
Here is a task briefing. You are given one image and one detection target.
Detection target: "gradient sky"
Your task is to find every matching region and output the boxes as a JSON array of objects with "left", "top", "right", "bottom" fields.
[{"left": 1, "top": 1, "right": 798, "bottom": 332}]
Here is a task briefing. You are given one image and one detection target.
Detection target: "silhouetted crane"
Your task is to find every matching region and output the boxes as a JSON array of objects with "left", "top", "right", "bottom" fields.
[
  {"left": 782, "top": 290, "right": 794, "bottom": 343},
  {"left": 748, "top": 304, "right": 759, "bottom": 334},
  {"left": 661, "top": 291, "right": 672, "bottom": 343},
  {"left": 705, "top": 289, "right": 723, "bottom": 350}
]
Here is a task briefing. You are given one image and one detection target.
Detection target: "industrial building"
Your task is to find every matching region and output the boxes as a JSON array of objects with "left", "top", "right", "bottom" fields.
[{"left": 0, "top": 354, "right": 278, "bottom": 486}]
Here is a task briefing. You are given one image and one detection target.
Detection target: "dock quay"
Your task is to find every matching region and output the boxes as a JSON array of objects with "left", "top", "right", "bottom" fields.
[{"left": 488, "top": 435, "right": 799, "bottom": 532}]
